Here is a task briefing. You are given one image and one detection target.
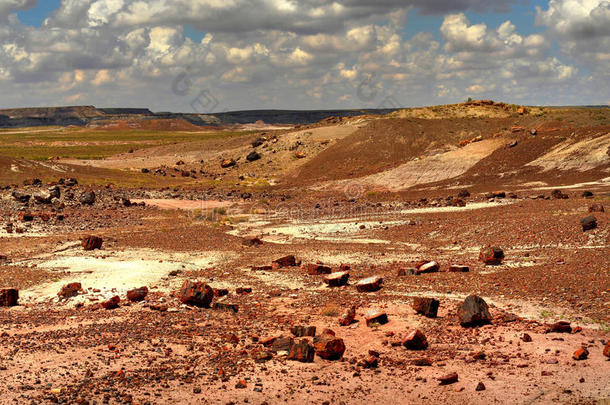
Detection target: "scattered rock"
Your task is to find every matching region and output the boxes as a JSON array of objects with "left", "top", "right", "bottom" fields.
[
  {"left": 220, "top": 158, "right": 236, "bottom": 168},
  {"left": 58, "top": 283, "right": 82, "bottom": 299},
  {"left": 11, "top": 190, "right": 30, "bottom": 203},
  {"left": 412, "top": 297, "right": 439, "bottom": 318},
  {"left": 246, "top": 151, "right": 261, "bottom": 162},
  {"left": 179, "top": 280, "right": 214, "bottom": 308},
  {"left": 355, "top": 276, "right": 383, "bottom": 292},
  {"left": 236, "top": 287, "right": 252, "bottom": 294},
  {"left": 365, "top": 310, "right": 388, "bottom": 327},
  {"left": 547, "top": 321, "right": 572, "bottom": 333},
  {"left": 402, "top": 329, "right": 428, "bottom": 350},
  {"left": 522, "top": 333, "right": 533, "bottom": 342},
  {"left": 359, "top": 354, "right": 379, "bottom": 369},
  {"left": 324, "top": 271, "right": 349, "bottom": 287},
  {"left": 458, "top": 295, "right": 492, "bottom": 327},
  {"left": 213, "top": 302, "right": 239, "bottom": 313},
  {"left": 0, "top": 289, "right": 18, "bottom": 307},
  {"left": 287, "top": 340, "right": 314, "bottom": 363},
  {"left": 479, "top": 246, "right": 504, "bottom": 265},
  {"left": 573, "top": 347, "right": 589, "bottom": 360},
  {"left": 438, "top": 372, "right": 459, "bottom": 385},
  {"left": 79, "top": 190, "right": 96, "bottom": 205},
  {"left": 81, "top": 236, "right": 103, "bottom": 251},
  {"left": 291, "top": 326, "right": 316, "bottom": 337},
  {"left": 448, "top": 265, "right": 469, "bottom": 273},
  {"left": 475, "top": 382, "right": 486, "bottom": 391},
  {"left": 126, "top": 287, "right": 149, "bottom": 302},
  {"left": 458, "top": 189, "right": 471, "bottom": 198},
  {"left": 306, "top": 263, "right": 332, "bottom": 275},
  {"left": 416, "top": 261, "right": 440, "bottom": 274},
  {"left": 101, "top": 296, "right": 120, "bottom": 310},
  {"left": 272, "top": 255, "right": 297, "bottom": 268},
  {"left": 313, "top": 329, "right": 346, "bottom": 360},
  {"left": 581, "top": 191, "right": 594, "bottom": 198},
  {"left": 242, "top": 236, "right": 263, "bottom": 247},
  {"left": 338, "top": 306, "right": 356, "bottom": 326},
  {"left": 551, "top": 189, "right": 568, "bottom": 199},
  {"left": 581, "top": 216, "right": 597, "bottom": 231},
  {"left": 589, "top": 204, "right": 604, "bottom": 213}
]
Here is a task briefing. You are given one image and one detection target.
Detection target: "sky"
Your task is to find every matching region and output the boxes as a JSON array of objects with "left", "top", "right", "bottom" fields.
[{"left": 0, "top": 0, "right": 608, "bottom": 112}]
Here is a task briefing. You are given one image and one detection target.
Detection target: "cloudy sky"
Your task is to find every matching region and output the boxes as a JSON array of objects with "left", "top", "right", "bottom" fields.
[{"left": 0, "top": 0, "right": 608, "bottom": 112}]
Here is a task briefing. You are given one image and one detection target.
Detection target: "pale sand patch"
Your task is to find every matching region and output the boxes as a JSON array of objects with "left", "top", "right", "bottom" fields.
[
  {"left": 132, "top": 198, "right": 234, "bottom": 210},
  {"left": 17, "top": 248, "right": 235, "bottom": 303}
]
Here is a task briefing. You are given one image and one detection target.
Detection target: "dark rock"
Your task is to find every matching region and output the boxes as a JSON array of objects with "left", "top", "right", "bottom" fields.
[
  {"left": 11, "top": 190, "right": 30, "bottom": 203},
  {"left": 126, "top": 287, "right": 148, "bottom": 302},
  {"left": 551, "top": 189, "right": 568, "bottom": 199},
  {"left": 581, "top": 191, "right": 593, "bottom": 198},
  {"left": 246, "top": 151, "right": 261, "bottom": 162},
  {"left": 306, "top": 263, "right": 332, "bottom": 275},
  {"left": 179, "top": 280, "right": 214, "bottom": 308},
  {"left": 412, "top": 297, "right": 439, "bottom": 318},
  {"left": 403, "top": 329, "right": 428, "bottom": 350},
  {"left": 242, "top": 236, "right": 263, "bottom": 247},
  {"left": 101, "top": 296, "right": 120, "bottom": 310},
  {"left": 475, "top": 382, "right": 486, "bottom": 391},
  {"left": 81, "top": 236, "right": 103, "bottom": 251},
  {"left": 64, "top": 178, "right": 78, "bottom": 187},
  {"left": 324, "top": 271, "right": 349, "bottom": 287},
  {"left": 589, "top": 204, "right": 604, "bottom": 213},
  {"left": 236, "top": 287, "right": 252, "bottom": 294},
  {"left": 581, "top": 216, "right": 597, "bottom": 231},
  {"left": 365, "top": 310, "right": 388, "bottom": 327},
  {"left": 458, "top": 295, "right": 492, "bottom": 326},
  {"left": 0, "top": 289, "right": 18, "bottom": 307},
  {"left": 212, "top": 302, "right": 239, "bottom": 313},
  {"left": 547, "top": 321, "right": 572, "bottom": 333},
  {"left": 479, "top": 246, "right": 504, "bottom": 265},
  {"left": 416, "top": 261, "right": 440, "bottom": 274},
  {"left": 522, "top": 333, "right": 533, "bottom": 342},
  {"left": 359, "top": 355, "right": 379, "bottom": 369},
  {"left": 271, "top": 336, "right": 294, "bottom": 353},
  {"left": 79, "top": 191, "right": 96, "bottom": 205},
  {"left": 214, "top": 288, "right": 229, "bottom": 297},
  {"left": 48, "top": 186, "right": 60, "bottom": 199},
  {"left": 458, "top": 189, "right": 471, "bottom": 198},
  {"left": 604, "top": 342, "right": 610, "bottom": 359},
  {"left": 272, "top": 255, "right": 297, "bottom": 268}
]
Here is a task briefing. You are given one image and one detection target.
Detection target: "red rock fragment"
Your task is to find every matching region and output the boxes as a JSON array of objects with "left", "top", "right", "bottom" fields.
[
  {"left": 0, "top": 289, "right": 18, "bottom": 307},
  {"left": 479, "top": 246, "right": 504, "bottom": 265},
  {"left": 58, "top": 282, "right": 82, "bottom": 299},
  {"left": 448, "top": 265, "right": 470, "bottom": 273},
  {"left": 438, "top": 372, "right": 459, "bottom": 385},
  {"left": 314, "top": 330, "right": 346, "bottom": 360},
  {"left": 81, "top": 236, "right": 103, "bottom": 251},
  {"left": 458, "top": 295, "right": 492, "bottom": 326},
  {"left": 547, "top": 321, "right": 572, "bottom": 333},
  {"left": 324, "top": 271, "right": 349, "bottom": 287},
  {"left": 403, "top": 329, "right": 428, "bottom": 350},
  {"left": 291, "top": 326, "right": 316, "bottom": 337},
  {"left": 412, "top": 297, "right": 439, "bottom": 318},
  {"left": 179, "top": 280, "right": 214, "bottom": 308},
  {"left": 338, "top": 306, "right": 356, "bottom": 326},
  {"left": 236, "top": 287, "right": 252, "bottom": 294},
  {"left": 604, "top": 342, "right": 610, "bottom": 359},
  {"left": 287, "top": 340, "right": 315, "bottom": 363},
  {"left": 101, "top": 296, "right": 120, "bottom": 310},
  {"left": 573, "top": 348, "right": 589, "bottom": 360},
  {"left": 126, "top": 287, "right": 148, "bottom": 302},
  {"left": 272, "top": 255, "right": 297, "bottom": 268},
  {"left": 355, "top": 276, "right": 383, "bottom": 292},
  {"left": 365, "top": 310, "right": 388, "bottom": 327},
  {"left": 522, "top": 333, "right": 533, "bottom": 342},
  {"left": 306, "top": 263, "right": 332, "bottom": 275}
]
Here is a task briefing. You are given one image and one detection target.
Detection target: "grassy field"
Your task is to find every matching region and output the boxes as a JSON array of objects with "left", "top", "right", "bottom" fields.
[{"left": 0, "top": 127, "right": 253, "bottom": 160}]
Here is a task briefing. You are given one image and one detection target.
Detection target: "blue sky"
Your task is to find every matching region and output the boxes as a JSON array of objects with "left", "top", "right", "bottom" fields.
[{"left": 2, "top": 0, "right": 608, "bottom": 111}]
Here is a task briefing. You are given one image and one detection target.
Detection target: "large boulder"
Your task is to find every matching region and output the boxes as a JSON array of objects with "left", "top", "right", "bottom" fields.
[
  {"left": 179, "top": 280, "right": 214, "bottom": 308},
  {"left": 0, "top": 289, "right": 18, "bottom": 307},
  {"left": 458, "top": 295, "right": 492, "bottom": 326},
  {"left": 324, "top": 271, "right": 349, "bottom": 287}
]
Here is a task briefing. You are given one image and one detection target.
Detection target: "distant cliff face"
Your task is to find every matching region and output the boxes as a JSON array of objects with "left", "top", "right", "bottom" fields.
[{"left": 0, "top": 106, "right": 399, "bottom": 128}]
